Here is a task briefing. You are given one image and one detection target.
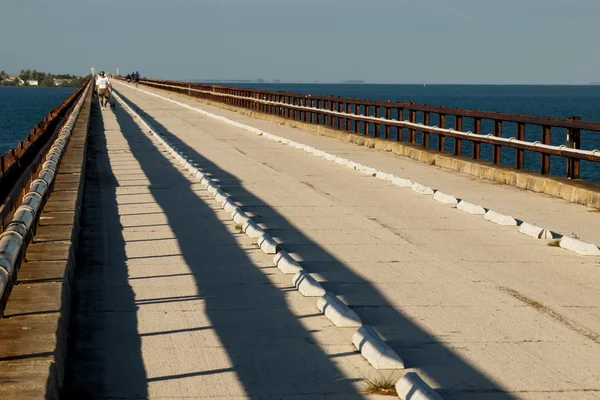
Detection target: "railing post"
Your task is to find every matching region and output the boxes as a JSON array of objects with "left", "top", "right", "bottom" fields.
[
  {"left": 541, "top": 125, "right": 551, "bottom": 174},
  {"left": 516, "top": 123, "right": 525, "bottom": 169},
  {"left": 438, "top": 114, "right": 446, "bottom": 151},
  {"left": 473, "top": 117, "right": 481, "bottom": 160},
  {"left": 566, "top": 116, "right": 581, "bottom": 179},
  {"left": 423, "top": 112, "right": 430, "bottom": 148},
  {"left": 354, "top": 104, "right": 360, "bottom": 133},
  {"left": 408, "top": 109, "right": 416, "bottom": 143},
  {"left": 396, "top": 108, "right": 403, "bottom": 141},
  {"left": 385, "top": 108, "right": 391, "bottom": 139},
  {"left": 454, "top": 116, "right": 463, "bottom": 155},
  {"left": 374, "top": 106, "right": 381, "bottom": 138},
  {"left": 345, "top": 103, "right": 350, "bottom": 131},
  {"left": 363, "top": 104, "right": 369, "bottom": 135},
  {"left": 493, "top": 120, "right": 503, "bottom": 164},
  {"left": 330, "top": 100, "right": 335, "bottom": 128}
]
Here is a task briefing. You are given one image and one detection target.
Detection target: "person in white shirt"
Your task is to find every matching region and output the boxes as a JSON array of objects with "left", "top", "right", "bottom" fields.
[{"left": 95, "top": 71, "right": 112, "bottom": 110}]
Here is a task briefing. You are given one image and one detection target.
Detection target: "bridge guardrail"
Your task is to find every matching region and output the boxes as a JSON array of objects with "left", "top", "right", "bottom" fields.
[
  {"left": 131, "top": 77, "right": 600, "bottom": 183},
  {"left": 0, "top": 79, "right": 91, "bottom": 315}
]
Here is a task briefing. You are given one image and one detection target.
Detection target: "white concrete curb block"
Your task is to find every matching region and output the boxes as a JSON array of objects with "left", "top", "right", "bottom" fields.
[
  {"left": 232, "top": 209, "right": 251, "bottom": 226},
  {"left": 222, "top": 198, "right": 238, "bottom": 213},
  {"left": 457, "top": 200, "right": 486, "bottom": 215},
  {"left": 375, "top": 171, "right": 395, "bottom": 181},
  {"left": 207, "top": 184, "right": 219, "bottom": 195},
  {"left": 352, "top": 325, "right": 405, "bottom": 370},
  {"left": 392, "top": 177, "right": 413, "bottom": 187},
  {"left": 412, "top": 182, "right": 434, "bottom": 195},
  {"left": 257, "top": 234, "right": 280, "bottom": 254},
  {"left": 519, "top": 222, "right": 553, "bottom": 239},
  {"left": 213, "top": 190, "right": 228, "bottom": 204},
  {"left": 243, "top": 220, "right": 266, "bottom": 238},
  {"left": 432, "top": 191, "right": 458, "bottom": 205},
  {"left": 335, "top": 158, "right": 350, "bottom": 166},
  {"left": 395, "top": 372, "right": 443, "bottom": 400},
  {"left": 317, "top": 293, "right": 362, "bottom": 327},
  {"left": 325, "top": 153, "right": 337, "bottom": 161},
  {"left": 360, "top": 166, "right": 377, "bottom": 176},
  {"left": 273, "top": 251, "right": 303, "bottom": 274},
  {"left": 347, "top": 161, "right": 360, "bottom": 170},
  {"left": 484, "top": 210, "right": 517, "bottom": 226},
  {"left": 292, "top": 270, "right": 326, "bottom": 297},
  {"left": 559, "top": 236, "right": 600, "bottom": 256}
]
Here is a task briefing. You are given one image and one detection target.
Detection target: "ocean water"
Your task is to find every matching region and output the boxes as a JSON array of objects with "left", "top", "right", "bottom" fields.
[
  {"left": 0, "top": 87, "right": 75, "bottom": 155},
  {"left": 221, "top": 83, "right": 600, "bottom": 183}
]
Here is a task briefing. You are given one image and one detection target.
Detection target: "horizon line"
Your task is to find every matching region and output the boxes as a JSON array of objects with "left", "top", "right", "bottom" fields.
[{"left": 185, "top": 80, "right": 600, "bottom": 86}]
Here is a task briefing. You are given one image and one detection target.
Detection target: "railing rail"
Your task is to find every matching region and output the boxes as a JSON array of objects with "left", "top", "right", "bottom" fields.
[
  {"left": 0, "top": 79, "right": 91, "bottom": 315},
  {"left": 131, "top": 77, "right": 600, "bottom": 182}
]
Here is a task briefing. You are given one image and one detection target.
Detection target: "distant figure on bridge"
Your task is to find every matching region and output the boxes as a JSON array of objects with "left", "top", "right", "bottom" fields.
[
  {"left": 125, "top": 74, "right": 131, "bottom": 83},
  {"left": 134, "top": 71, "right": 140, "bottom": 86},
  {"left": 95, "top": 71, "right": 112, "bottom": 111}
]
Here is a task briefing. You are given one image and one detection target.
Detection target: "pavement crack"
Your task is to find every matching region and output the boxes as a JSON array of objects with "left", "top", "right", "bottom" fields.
[
  {"left": 367, "top": 217, "right": 416, "bottom": 245},
  {"left": 301, "top": 181, "right": 331, "bottom": 197},
  {"left": 498, "top": 286, "right": 600, "bottom": 344}
]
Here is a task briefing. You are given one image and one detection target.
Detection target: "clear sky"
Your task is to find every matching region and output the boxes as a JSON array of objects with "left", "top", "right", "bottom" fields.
[{"left": 1, "top": 0, "right": 598, "bottom": 84}]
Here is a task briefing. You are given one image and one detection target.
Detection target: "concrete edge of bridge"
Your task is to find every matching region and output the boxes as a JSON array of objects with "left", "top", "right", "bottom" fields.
[
  {"left": 0, "top": 89, "right": 92, "bottom": 400},
  {"left": 145, "top": 84, "right": 600, "bottom": 210}
]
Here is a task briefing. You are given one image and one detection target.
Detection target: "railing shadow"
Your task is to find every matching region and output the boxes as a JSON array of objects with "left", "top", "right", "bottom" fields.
[
  {"left": 63, "top": 101, "right": 148, "bottom": 399},
  {"left": 108, "top": 99, "right": 366, "bottom": 398},
  {"left": 118, "top": 88, "right": 520, "bottom": 399}
]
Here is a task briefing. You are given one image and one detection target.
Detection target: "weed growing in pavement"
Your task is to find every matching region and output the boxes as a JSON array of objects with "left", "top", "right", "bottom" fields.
[
  {"left": 363, "top": 374, "right": 397, "bottom": 396},
  {"left": 547, "top": 239, "right": 561, "bottom": 247},
  {"left": 234, "top": 224, "right": 243, "bottom": 232}
]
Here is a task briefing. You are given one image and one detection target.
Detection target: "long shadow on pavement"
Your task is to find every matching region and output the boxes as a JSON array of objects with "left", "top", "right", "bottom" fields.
[
  {"left": 63, "top": 101, "right": 148, "bottom": 399},
  {"left": 119, "top": 89, "right": 520, "bottom": 400},
  {"left": 110, "top": 98, "right": 366, "bottom": 398}
]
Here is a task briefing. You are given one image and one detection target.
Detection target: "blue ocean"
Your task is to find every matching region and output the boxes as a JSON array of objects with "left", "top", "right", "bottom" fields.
[{"left": 0, "top": 87, "right": 75, "bottom": 155}]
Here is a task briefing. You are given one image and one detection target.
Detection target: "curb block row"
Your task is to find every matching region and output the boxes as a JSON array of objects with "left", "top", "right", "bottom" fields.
[
  {"left": 132, "top": 85, "right": 600, "bottom": 259},
  {"left": 114, "top": 87, "right": 442, "bottom": 400}
]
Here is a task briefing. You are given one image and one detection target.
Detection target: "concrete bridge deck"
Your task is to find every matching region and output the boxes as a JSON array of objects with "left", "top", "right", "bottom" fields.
[
  {"left": 3, "top": 80, "right": 599, "bottom": 399},
  {"left": 66, "top": 81, "right": 600, "bottom": 399}
]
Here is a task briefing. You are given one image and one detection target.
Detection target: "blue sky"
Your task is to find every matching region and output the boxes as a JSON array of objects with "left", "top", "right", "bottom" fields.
[{"left": 1, "top": 0, "right": 598, "bottom": 84}]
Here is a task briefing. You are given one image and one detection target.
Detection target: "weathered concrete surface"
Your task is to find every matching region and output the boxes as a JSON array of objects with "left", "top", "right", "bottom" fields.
[
  {"left": 142, "top": 83, "right": 600, "bottom": 245},
  {"left": 112, "top": 81, "right": 600, "bottom": 399},
  {"left": 63, "top": 95, "right": 384, "bottom": 399},
  {"left": 172, "top": 88, "right": 600, "bottom": 211},
  {"left": 0, "top": 89, "right": 91, "bottom": 399}
]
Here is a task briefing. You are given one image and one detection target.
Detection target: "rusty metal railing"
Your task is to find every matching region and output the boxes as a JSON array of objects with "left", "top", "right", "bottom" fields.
[
  {"left": 131, "top": 77, "right": 600, "bottom": 183},
  {"left": 0, "top": 79, "right": 91, "bottom": 315}
]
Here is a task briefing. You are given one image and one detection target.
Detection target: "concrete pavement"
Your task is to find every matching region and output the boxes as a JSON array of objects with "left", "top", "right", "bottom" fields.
[
  {"left": 64, "top": 97, "right": 385, "bottom": 399},
  {"left": 101, "top": 81, "right": 600, "bottom": 399}
]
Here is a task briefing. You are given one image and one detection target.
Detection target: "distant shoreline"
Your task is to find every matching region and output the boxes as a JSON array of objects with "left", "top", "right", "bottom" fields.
[{"left": 0, "top": 86, "right": 76, "bottom": 89}]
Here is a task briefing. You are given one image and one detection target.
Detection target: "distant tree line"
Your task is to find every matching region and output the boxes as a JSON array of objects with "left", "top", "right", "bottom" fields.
[{"left": 0, "top": 70, "right": 89, "bottom": 87}]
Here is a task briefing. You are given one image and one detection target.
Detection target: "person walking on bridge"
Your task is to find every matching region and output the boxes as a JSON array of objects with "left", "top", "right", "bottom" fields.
[
  {"left": 95, "top": 71, "right": 112, "bottom": 110},
  {"left": 134, "top": 71, "right": 140, "bottom": 86}
]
